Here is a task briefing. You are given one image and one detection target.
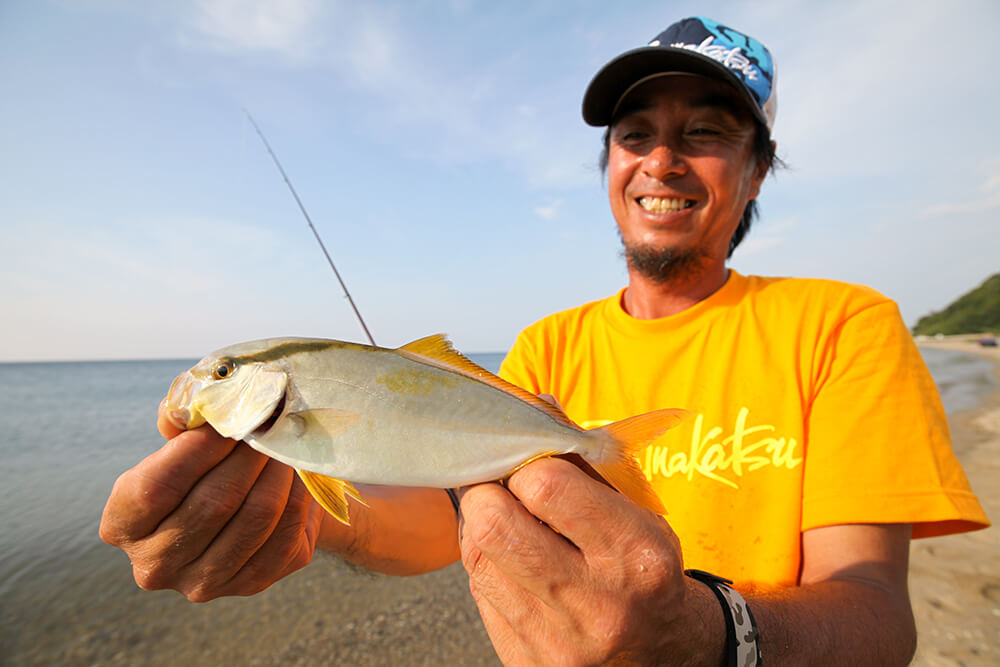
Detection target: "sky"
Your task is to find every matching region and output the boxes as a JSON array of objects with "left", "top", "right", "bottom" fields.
[{"left": 2, "top": 0, "right": 998, "bottom": 362}]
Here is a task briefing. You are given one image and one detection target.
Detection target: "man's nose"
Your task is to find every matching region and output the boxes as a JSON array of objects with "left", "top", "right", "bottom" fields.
[{"left": 642, "top": 141, "right": 686, "bottom": 180}]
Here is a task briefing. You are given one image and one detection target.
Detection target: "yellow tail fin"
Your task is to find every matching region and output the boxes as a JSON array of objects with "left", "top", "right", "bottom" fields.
[
  {"left": 588, "top": 408, "right": 690, "bottom": 516},
  {"left": 297, "top": 469, "right": 368, "bottom": 526}
]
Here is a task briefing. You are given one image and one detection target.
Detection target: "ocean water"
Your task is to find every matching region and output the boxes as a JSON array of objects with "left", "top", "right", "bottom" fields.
[
  {"left": 918, "top": 346, "right": 998, "bottom": 414},
  {"left": 0, "top": 348, "right": 993, "bottom": 664},
  {"left": 0, "top": 353, "right": 505, "bottom": 664}
]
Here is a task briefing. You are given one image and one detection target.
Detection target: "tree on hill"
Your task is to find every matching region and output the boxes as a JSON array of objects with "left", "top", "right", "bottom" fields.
[{"left": 912, "top": 273, "right": 1000, "bottom": 335}]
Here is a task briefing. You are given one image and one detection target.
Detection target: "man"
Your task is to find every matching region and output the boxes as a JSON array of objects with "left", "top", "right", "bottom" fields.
[{"left": 101, "top": 17, "right": 988, "bottom": 665}]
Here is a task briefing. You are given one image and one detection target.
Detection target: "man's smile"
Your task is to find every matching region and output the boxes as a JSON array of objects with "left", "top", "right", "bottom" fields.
[{"left": 637, "top": 196, "right": 697, "bottom": 214}]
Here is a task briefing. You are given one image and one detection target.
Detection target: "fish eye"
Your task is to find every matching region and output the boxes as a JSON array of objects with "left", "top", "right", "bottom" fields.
[{"left": 213, "top": 360, "right": 235, "bottom": 380}]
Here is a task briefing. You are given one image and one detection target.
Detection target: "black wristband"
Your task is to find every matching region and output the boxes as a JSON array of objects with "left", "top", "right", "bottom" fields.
[
  {"left": 684, "top": 569, "right": 761, "bottom": 666},
  {"left": 444, "top": 488, "right": 460, "bottom": 516}
]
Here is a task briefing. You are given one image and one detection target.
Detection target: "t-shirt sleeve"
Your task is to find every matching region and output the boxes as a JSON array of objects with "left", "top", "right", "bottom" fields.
[{"left": 802, "top": 301, "right": 989, "bottom": 538}]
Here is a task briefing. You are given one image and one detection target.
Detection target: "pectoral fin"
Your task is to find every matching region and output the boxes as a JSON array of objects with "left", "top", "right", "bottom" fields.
[
  {"left": 297, "top": 469, "right": 367, "bottom": 526},
  {"left": 244, "top": 409, "right": 362, "bottom": 475},
  {"left": 290, "top": 408, "right": 362, "bottom": 437}
]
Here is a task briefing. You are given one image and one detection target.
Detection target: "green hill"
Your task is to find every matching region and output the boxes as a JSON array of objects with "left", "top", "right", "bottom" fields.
[{"left": 912, "top": 273, "right": 1000, "bottom": 335}]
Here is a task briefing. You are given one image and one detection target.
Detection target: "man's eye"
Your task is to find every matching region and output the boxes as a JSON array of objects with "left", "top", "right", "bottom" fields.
[
  {"left": 620, "top": 131, "right": 648, "bottom": 142},
  {"left": 689, "top": 127, "right": 721, "bottom": 136}
]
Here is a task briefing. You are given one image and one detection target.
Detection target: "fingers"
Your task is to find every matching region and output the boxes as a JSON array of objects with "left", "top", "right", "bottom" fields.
[
  {"left": 506, "top": 457, "right": 674, "bottom": 563},
  {"left": 157, "top": 397, "right": 185, "bottom": 439},
  {"left": 102, "top": 402, "right": 327, "bottom": 602},
  {"left": 215, "top": 473, "right": 322, "bottom": 598},
  {"left": 459, "top": 480, "right": 582, "bottom": 607},
  {"left": 459, "top": 459, "right": 690, "bottom": 665},
  {"left": 126, "top": 442, "right": 272, "bottom": 590},
  {"left": 176, "top": 458, "right": 296, "bottom": 596},
  {"left": 100, "top": 426, "right": 238, "bottom": 546}
]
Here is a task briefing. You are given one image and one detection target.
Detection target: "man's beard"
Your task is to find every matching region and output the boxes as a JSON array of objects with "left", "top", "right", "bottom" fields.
[{"left": 620, "top": 238, "right": 710, "bottom": 285}]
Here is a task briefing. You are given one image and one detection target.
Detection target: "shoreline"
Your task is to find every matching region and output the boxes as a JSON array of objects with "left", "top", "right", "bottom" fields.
[
  {"left": 916, "top": 336, "right": 1000, "bottom": 364},
  {"left": 910, "top": 338, "right": 999, "bottom": 665}
]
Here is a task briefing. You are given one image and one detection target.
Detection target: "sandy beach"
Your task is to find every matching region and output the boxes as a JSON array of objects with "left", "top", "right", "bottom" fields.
[{"left": 910, "top": 337, "right": 998, "bottom": 665}]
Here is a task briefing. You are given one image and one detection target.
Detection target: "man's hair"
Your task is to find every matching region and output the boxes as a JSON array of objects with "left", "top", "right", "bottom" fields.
[{"left": 598, "top": 120, "right": 781, "bottom": 258}]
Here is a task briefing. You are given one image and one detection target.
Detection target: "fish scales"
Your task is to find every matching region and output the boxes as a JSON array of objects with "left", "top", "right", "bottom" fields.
[{"left": 252, "top": 342, "right": 574, "bottom": 486}]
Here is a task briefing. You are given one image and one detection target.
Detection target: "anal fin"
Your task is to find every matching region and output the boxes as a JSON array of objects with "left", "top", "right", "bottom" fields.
[
  {"left": 297, "top": 469, "right": 368, "bottom": 526},
  {"left": 505, "top": 450, "right": 561, "bottom": 478}
]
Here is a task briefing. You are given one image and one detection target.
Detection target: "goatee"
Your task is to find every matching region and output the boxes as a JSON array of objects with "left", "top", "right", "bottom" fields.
[{"left": 620, "top": 239, "right": 710, "bottom": 285}]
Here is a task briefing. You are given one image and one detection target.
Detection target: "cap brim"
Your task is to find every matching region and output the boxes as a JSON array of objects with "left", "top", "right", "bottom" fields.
[{"left": 582, "top": 47, "right": 766, "bottom": 128}]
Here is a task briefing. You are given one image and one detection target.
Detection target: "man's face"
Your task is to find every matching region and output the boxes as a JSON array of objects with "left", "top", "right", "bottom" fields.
[{"left": 607, "top": 75, "right": 766, "bottom": 275}]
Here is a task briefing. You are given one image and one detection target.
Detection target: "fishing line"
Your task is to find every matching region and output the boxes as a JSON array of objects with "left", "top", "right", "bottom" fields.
[
  {"left": 242, "top": 113, "right": 462, "bottom": 517},
  {"left": 243, "top": 108, "right": 377, "bottom": 347}
]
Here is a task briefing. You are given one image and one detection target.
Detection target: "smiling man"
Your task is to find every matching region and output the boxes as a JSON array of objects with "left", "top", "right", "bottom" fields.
[
  {"left": 101, "top": 16, "right": 988, "bottom": 666},
  {"left": 466, "top": 16, "right": 989, "bottom": 665}
]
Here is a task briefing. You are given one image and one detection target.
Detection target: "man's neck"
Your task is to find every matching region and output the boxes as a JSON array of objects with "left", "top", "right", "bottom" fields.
[{"left": 622, "top": 265, "right": 730, "bottom": 319}]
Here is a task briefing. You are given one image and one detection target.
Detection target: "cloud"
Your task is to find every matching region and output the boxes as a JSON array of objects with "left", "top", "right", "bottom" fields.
[
  {"left": 734, "top": 236, "right": 784, "bottom": 257},
  {"left": 922, "top": 163, "right": 1000, "bottom": 217},
  {"left": 533, "top": 200, "right": 561, "bottom": 220},
  {"left": 343, "top": 13, "right": 401, "bottom": 87},
  {"left": 183, "top": 0, "right": 324, "bottom": 61},
  {"left": 764, "top": 216, "right": 799, "bottom": 234},
  {"left": 983, "top": 172, "right": 1000, "bottom": 194},
  {"left": 0, "top": 212, "right": 330, "bottom": 360},
  {"left": 922, "top": 194, "right": 1000, "bottom": 218},
  {"left": 171, "top": 1, "right": 597, "bottom": 191},
  {"left": 733, "top": 216, "right": 798, "bottom": 257},
  {"left": 2, "top": 215, "right": 281, "bottom": 301},
  {"left": 772, "top": 3, "right": 986, "bottom": 180},
  {"left": 334, "top": 19, "right": 594, "bottom": 190}
]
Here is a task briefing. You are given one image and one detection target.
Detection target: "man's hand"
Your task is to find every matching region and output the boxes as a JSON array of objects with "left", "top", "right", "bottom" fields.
[
  {"left": 99, "top": 400, "right": 324, "bottom": 601},
  {"left": 458, "top": 457, "right": 724, "bottom": 666},
  {"left": 459, "top": 456, "right": 916, "bottom": 666}
]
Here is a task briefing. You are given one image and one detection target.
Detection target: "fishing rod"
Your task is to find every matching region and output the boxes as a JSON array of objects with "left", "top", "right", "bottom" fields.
[{"left": 243, "top": 108, "right": 377, "bottom": 347}]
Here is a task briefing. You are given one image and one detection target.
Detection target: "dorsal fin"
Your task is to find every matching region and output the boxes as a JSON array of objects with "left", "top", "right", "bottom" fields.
[{"left": 397, "top": 334, "right": 580, "bottom": 431}]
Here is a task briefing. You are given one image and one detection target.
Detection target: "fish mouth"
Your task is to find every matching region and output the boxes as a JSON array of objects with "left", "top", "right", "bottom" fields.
[
  {"left": 248, "top": 391, "right": 288, "bottom": 439},
  {"left": 165, "top": 371, "right": 204, "bottom": 429}
]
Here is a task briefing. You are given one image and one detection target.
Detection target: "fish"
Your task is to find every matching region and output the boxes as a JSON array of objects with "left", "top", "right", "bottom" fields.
[{"left": 164, "top": 334, "right": 687, "bottom": 525}]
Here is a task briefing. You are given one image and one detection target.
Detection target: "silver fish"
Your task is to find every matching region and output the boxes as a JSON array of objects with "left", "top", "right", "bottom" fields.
[{"left": 165, "top": 334, "right": 686, "bottom": 524}]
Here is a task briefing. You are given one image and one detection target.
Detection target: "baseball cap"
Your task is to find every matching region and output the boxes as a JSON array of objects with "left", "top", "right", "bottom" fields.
[{"left": 582, "top": 16, "right": 776, "bottom": 131}]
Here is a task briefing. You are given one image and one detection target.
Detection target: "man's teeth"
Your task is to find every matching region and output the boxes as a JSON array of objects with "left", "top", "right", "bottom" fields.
[{"left": 638, "top": 197, "right": 695, "bottom": 213}]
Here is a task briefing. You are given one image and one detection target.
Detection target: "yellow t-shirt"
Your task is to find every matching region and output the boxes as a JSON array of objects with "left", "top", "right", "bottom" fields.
[{"left": 499, "top": 271, "right": 989, "bottom": 586}]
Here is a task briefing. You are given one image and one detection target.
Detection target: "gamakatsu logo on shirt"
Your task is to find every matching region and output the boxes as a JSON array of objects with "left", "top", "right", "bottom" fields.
[{"left": 585, "top": 407, "right": 801, "bottom": 488}]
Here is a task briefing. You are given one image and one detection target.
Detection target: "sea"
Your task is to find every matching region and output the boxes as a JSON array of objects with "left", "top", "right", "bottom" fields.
[{"left": 0, "top": 348, "right": 994, "bottom": 665}]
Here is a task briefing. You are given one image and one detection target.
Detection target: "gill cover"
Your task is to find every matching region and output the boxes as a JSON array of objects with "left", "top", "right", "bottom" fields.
[{"left": 191, "top": 362, "right": 288, "bottom": 441}]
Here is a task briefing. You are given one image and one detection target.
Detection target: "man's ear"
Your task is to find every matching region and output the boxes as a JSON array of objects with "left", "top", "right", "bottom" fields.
[{"left": 755, "top": 140, "right": 777, "bottom": 181}]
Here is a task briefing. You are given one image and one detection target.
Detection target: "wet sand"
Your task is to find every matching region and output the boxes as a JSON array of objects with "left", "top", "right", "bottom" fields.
[
  {"left": 9, "top": 550, "right": 500, "bottom": 666},
  {"left": 910, "top": 337, "right": 998, "bottom": 665}
]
